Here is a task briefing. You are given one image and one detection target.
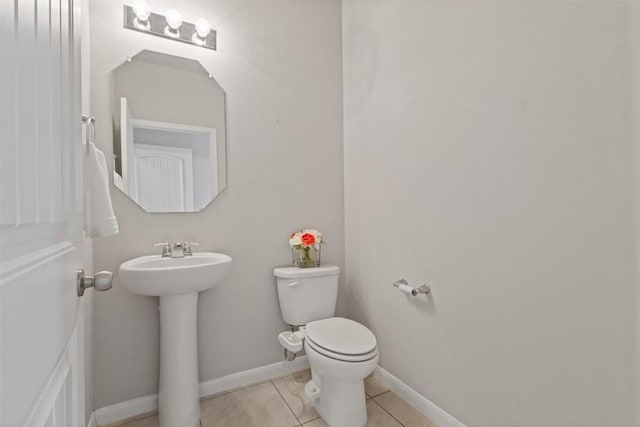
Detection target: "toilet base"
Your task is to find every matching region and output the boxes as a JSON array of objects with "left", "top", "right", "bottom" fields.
[
  {"left": 304, "top": 335, "right": 379, "bottom": 427},
  {"left": 307, "top": 373, "right": 367, "bottom": 427}
]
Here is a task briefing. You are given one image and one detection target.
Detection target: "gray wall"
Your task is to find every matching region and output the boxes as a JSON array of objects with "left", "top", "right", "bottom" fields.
[
  {"left": 342, "top": 1, "right": 638, "bottom": 426},
  {"left": 632, "top": 7, "right": 640, "bottom": 423},
  {"left": 90, "top": 0, "right": 344, "bottom": 408}
]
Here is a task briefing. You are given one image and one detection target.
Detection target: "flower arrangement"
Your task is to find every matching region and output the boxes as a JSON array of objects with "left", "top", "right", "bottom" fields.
[{"left": 289, "top": 229, "right": 323, "bottom": 268}]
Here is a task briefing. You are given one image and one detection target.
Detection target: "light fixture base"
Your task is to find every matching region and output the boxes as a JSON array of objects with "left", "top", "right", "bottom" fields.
[{"left": 123, "top": 5, "right": 216, "bottom": 51}]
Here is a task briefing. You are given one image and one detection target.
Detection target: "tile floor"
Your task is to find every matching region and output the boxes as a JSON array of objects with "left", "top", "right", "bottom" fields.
[{"left": 103, "top": 370, "right": 438, "bottom": 427}]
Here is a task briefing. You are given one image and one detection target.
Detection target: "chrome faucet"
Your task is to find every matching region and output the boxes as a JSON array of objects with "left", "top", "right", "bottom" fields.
[
  {"left": 154, "top": 241, "right": 200, "bottom": 257},
  {"left": 153, "top": 242, "right": 172, "bottom": 258},
  {"left": 184, "top": 241, "right": 199, "bottom": 256},
  {"left": 172, "top": 242, "right": 185, "bottom": 258}
]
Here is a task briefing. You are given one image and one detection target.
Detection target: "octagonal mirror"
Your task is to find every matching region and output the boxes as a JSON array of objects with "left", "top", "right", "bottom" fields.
[{"left": 111, "top": 50, "right": 226, "bottom": 213}]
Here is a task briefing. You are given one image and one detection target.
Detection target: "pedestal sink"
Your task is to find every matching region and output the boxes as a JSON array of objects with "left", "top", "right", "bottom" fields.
[{"left": 119, "top": 252, "right": 232, "bottom": 427}]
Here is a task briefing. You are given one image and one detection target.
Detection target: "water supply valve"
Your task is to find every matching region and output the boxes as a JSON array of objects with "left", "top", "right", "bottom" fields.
[{"left": 278, "top": 330, "right": 304, "bottom": 353}]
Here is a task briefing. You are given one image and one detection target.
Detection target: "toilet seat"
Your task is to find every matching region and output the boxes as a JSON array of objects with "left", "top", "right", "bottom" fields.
[
  {"left": 306, "top": 338, "right": 378, "bottom": 362},
  {"left": 305, "top": 317, "right": 377, "bottom": 362}
]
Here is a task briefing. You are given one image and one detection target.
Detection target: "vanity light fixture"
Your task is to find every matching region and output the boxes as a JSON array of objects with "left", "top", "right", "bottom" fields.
[
  {"left": 132, "top": 0, "right": 150, "bottom": 30},
  {"left": 192, "top": 19, "right": 211, "bottom": 45},
  {"left": 123, "top": 3, "right": 216, "bottom": 50},
  {"left": 164, "top": 9, "right": 182, "bottom": 37}
]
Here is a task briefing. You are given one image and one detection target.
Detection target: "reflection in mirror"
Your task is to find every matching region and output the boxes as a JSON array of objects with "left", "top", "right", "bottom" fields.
[{"left": 111, "top": 50, "right": 226, "bottom": 213}]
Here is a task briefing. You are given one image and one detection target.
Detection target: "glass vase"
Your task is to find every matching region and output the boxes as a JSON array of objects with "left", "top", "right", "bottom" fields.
[{"left": 292, "top": 245, "right": 321, "bottom": 268}]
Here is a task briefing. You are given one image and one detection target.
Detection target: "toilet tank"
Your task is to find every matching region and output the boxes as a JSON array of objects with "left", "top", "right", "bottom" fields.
[{"left": 274, "top": 265, "right": 340, "bottom": 326}]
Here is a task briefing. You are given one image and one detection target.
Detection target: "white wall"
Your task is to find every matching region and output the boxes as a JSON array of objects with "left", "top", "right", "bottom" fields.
[
  {"left": 343, "top": 1, "right": 638, "bottom": 426},
  {"left": 89, "top": 0, "right": 344, "bottom": 408}
]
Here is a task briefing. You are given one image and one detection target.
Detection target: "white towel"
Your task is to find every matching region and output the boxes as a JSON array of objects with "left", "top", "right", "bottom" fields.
[{"left": 83, "top": 141, "right": 119, "bottom": 238}]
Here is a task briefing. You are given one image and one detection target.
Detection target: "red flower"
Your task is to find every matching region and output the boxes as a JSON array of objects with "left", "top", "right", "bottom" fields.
[{"left": 300, "top": 233, "right": 316, "bottom": 246}]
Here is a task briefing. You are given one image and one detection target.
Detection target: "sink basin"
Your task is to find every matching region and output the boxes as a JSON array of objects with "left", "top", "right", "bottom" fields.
[
  {"left": 118, "top": 252, "right": 232, "bottom": 427},
  {"left": 119, "top": 252, "right": 232, "bottom": 296}
]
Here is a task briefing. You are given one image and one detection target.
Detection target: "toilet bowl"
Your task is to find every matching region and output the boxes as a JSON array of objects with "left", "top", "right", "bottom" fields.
[{"left": 274, "top": 266, "right": 378, "bottom": 427}]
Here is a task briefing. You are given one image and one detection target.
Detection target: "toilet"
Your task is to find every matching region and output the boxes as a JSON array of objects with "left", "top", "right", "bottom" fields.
[{"left": 274, "top": 265, "right": 379, "bottom": 427}]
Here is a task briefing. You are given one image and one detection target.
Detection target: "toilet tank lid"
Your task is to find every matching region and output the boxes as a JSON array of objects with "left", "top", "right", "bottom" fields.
[{"left": 273, "top": 265, "right": 340, "bottom": 279}]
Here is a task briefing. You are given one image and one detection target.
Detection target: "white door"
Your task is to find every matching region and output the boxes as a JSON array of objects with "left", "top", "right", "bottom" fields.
[
  {"left": 0, "top": 0, "right": 86, "bottom": 426},
  {"left": 118, "top": 97, "right": 134, "bottom": 194},
  {"left": 133, "top": 144, "right": 195, "bottom": 212}
]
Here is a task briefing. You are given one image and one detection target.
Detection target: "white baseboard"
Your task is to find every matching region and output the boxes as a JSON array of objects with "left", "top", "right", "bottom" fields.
[
  {"left": 198, "top": 355, "right": 308, "bottom": 398},
  {"left": 373, "top": 366, "right": 466, "bottom": 427},
  {"left": 94, "top": 356, "right": 309, "bottom": 426},
  {"left": 94, "top": 394, "right": 158, "bottom": 426},
  {"left": 87, "top": 411, "right": 97, "bottom": 427},
  {"left": 92, "top": 358, "right": 462, "bottom": 427}
]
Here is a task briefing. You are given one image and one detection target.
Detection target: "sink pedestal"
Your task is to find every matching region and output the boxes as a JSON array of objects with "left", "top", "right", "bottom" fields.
[
  {"left": 158, "top": 293, "right": 200, "bottom": 427},
  {"left": 118, "top": 252, "right": 232, "bottom": 427}
]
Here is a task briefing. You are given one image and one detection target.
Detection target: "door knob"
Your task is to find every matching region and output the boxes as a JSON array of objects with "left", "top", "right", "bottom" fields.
[{"left": 77, "top": 269, "right": 113, "bottom": 296}]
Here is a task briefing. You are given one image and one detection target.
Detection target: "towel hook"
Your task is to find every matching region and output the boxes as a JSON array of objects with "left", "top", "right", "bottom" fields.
[
  {"left": 81, "top": 115, "right": 96, "bottom": 149},
  {"left": 81, "top": 115, "right": 95, "bottom": 124}
]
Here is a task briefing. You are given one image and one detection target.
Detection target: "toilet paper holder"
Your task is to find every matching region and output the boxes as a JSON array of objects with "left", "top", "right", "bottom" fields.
[{"left": 393, "top": 278, "right": 431, "bottom": 296}]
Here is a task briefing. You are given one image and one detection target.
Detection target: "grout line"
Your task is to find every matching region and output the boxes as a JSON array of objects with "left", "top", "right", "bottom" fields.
[
  {"left": 371, "top": 395, "right": 407, "bottom": 427},
  {"left": 366, "top": 381, "right": 392, "bottom": 398},
  {"left": 372, "top": 390, "right": 392, "bottom": 398},
  {"left": 365, "top": 376, "right": 392, "bottom": 398},
  {"left": 270, "top": 379, "right": 303, "bottom": 426},
  {"left": 368, "top": 389, "right": 390, "bottom": 398}
]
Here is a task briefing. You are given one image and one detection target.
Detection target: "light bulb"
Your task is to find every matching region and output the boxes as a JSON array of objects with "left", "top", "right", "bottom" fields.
[
  {"left": 165, "top": 9, "right": 182, "bottom": 30},
  {"left": 132, "top": 0, "right": 150, "bottom": 22},
  {"left": 195, "top": 19, "right": 210, "bottom": 39}
]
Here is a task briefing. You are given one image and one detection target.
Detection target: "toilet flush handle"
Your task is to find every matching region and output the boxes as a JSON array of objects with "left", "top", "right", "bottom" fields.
[{"left": 288, "top": 281, "right": 301, "bottom": 288}]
